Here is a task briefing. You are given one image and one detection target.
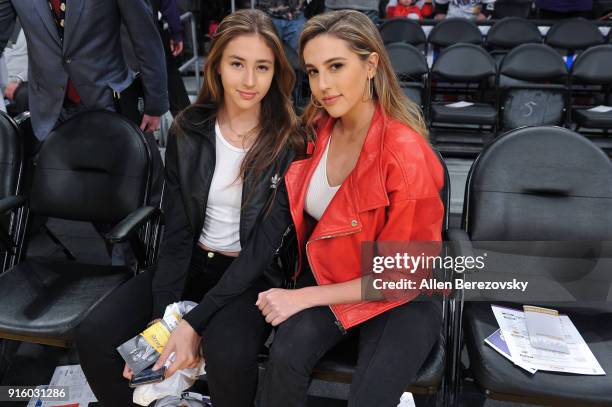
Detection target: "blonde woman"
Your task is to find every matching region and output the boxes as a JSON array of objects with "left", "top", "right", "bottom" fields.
[{"left": 255, "top": 10, "right": 445, "bottom": 406}]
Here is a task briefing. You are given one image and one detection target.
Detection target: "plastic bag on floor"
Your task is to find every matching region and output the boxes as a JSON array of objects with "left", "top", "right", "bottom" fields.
[
  {"left": 133, "top": 362, "right": 206, "bottom": 406},
  {"left": 154, "top": 392, "right": 212, "bottom": 407}
]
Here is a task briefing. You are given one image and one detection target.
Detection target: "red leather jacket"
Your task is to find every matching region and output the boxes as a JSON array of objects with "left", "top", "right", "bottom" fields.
[{"left": 285, "top": 106, "right": 444, "bottom": 331}]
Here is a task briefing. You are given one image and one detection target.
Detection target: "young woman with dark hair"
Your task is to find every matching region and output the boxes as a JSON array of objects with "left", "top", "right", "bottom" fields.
[{"left": 76, "top": 9, "right": 302, "bottom": 407}]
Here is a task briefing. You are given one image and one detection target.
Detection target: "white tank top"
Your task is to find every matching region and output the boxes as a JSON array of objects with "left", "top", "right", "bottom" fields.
[
  {"left": 199, "top": 121, "right": 247, "bottom": 252},
  {"left": 305, "top": 138, "right": 340, "bottom": 221}
]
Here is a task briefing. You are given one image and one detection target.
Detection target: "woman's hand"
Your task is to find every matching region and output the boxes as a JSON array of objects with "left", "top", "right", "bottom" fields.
[
  {"left": 123, "top": 318, "right": 161, "bottom": 380},
  {"left": 152, "top": 320, "right": 202, "bottom": 378},
  {"left": 256, "top": 288, "right": 310, "bottom": 326},
  {"left": 122, "top": 364, "right": 134, "bottom": 380}
]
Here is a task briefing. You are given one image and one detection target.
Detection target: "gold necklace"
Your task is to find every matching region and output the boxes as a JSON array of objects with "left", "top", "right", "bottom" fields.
[{"left": 227, "top": 119, "right": 257, "bottom": 139}]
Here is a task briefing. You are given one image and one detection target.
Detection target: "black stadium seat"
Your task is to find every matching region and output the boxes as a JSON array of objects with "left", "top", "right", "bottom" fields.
[
  {"left": 545, "top": 18, "right": 606, "bottom": 53},
  {"left": 497, "top": 44, "right": 569, "bottom": 130},
  {"left": 486, "top": 17, "right": 541, "bottom": 61},
  {"left": 0, "top": 111, "right": 24, "bottom": 272},
  {"left": 386, "top": 43, "right": 429, "bottom": 108},
  {"left": 428, "top": 44, "right": 498, "bottom": 156},
  {"left": 449, "top": 126, "right": 612, "bottom": 406},
  {"left": 0, "top": 111, "right": 162, "bottom": 348},
  {"left": 379, "top": 18, "right": 427, "bottom": 47},
  {"left": 571, "top": 45, "right": 612, "bottom": 133},
  {"left": 428, "top": 18, "right": 482, "bottom": 50}
]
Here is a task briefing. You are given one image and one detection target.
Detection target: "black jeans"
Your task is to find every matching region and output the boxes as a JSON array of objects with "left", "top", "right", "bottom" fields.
[
  {"left": 76, "top": 246, "right": 272, "bottom": 407},
  {"left": 260, "top": 270, "right": 442, "bottom": 407},
  {"left": 538, "top": 9, "right": 593, "bottom": 19}
]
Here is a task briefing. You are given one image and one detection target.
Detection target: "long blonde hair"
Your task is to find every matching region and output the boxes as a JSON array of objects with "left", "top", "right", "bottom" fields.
[{"left": 298, "top": 10, "right": 428, "bottom": 139}]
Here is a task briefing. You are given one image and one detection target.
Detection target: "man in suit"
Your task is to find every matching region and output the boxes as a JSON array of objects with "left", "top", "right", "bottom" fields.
[
  {"left": 0, "top": 0, "right": 168, "bottom": 266},
  {"left": 123, "top": 0, "right": 190, "bottom": 117},
  {"left": 0, "top": 0, "right": 169, "bottom": 140}
]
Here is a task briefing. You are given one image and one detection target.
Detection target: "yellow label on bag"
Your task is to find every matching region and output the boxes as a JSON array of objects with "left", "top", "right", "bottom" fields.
[{"left": 140, "top": 312, "right": 182, "bottom": 353}]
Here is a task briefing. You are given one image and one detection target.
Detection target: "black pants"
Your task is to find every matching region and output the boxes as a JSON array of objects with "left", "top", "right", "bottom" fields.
[
  {"left": 161, "top": 30, "right": 191, "bottom": 117},
  {"left": 260, "top": 270, "right": 442, "bottom": 407},
  {"left": 538, "top": 9, "right": 593, "bottom": 19},
  {"left": 76, "top": 246, "right": 272, "bottom": 407}
]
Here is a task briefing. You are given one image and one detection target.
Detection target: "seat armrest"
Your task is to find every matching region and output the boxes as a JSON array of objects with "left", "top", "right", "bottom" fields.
[
  {"left": 0, "top": 195, "right": 26, "bottom": 252},
  {"left": 445, "top": 228, "right": 475, "bottom": 258},
  {"left": 0, "top": 196, "right": 27, "bottom": 214},
  {"left": 105, "top": 206, "right": 159, "bottom": 244}
]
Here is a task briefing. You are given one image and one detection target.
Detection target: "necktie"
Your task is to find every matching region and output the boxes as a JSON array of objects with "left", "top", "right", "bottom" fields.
[{"left": 49, "top": 0, "right": 81, "bottom": 104}]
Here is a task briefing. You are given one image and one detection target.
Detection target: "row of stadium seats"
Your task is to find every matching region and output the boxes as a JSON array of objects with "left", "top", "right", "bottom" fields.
[
  {"left": 388, "top": 42, "right": 612, "bottom": 156},
  {"left": 380, "top": 17, "right": 612, "bottom": 54}
]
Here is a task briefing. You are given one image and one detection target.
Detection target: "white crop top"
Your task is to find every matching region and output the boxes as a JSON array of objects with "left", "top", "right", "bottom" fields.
[
  {"left": 199, "top": 121, "right": 247, "bottom": 252},
  {"left": 305, "top": 138, "right": 340, "bottom": 221}
]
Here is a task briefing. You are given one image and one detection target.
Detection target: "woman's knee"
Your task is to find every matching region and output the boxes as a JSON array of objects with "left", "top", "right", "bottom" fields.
[
  {"left": 267, "top": 309, "right": 337, "bottom": 376},
  {"left": 202, "top": 329, "right": 263, "bottom": 376},
  {"left": 76, "top": 309, "right": 111, "bottom": 351}
]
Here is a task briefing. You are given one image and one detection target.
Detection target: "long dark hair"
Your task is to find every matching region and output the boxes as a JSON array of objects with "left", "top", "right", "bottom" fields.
[{"left": 175, "top": 9, "right": 302, "bottom": 184}]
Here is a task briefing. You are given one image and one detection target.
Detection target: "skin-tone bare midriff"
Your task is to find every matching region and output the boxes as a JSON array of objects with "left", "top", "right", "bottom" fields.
[{"left": 197, "top": 242, "right": 240, "bottom": 257}]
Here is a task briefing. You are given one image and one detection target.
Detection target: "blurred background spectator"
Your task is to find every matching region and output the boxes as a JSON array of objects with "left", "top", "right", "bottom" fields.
[
  {"left": 434, "top": 0, "right": 496, "bottom": 20},
  {"left": 325, "top": 0, "right": 381, "bottom": 23},
  {"left": 257, "top": 0, "right": 307, "bottom": 51},
  {"left": 123, "top": 0, "right": 190, "bottom": 117},
  {"left": 386, "top": 0, "right": 434, "bottom": 19},
  {"left": 536, "top": 0, "right": 594, "bottom": 19},
  {"left": 0, "top": 25, "right": 28, "bottom": 117}
]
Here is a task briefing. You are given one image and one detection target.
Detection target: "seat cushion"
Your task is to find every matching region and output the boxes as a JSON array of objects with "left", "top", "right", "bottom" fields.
[
  {"left": 0, "top": 257, "right": 131, "bottom": 339},
  {"left": 574, "top": 108, "right": 612, "bottom": 129},
  {"left": 312, "top": 332, "right": 446, "bottom": 394},
  {"left": 464, "top": 302, "right": 612, "bottom": 406},
  {"left": 431, "top": 103, "right": 497, "bottom": 125}
]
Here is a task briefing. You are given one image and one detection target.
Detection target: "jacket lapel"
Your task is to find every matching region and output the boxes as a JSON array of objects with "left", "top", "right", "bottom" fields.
[
  {"left": 285, "top": 117, "right": 334, "bottom": 236},
  {"left": 34, "top": 0, "right": 62, "bottom": 48},
  {"left": 292, "top": 106, "right": 390, "bottom": 241},
  {"left": 176, "top": 118, "right": 215, "bottom": 234},
  {"left": 63, "top": 0, "right": 85, "bottom": 52},
  {"left": 350, "top": 105, "right": 389, "bottom": 213}
]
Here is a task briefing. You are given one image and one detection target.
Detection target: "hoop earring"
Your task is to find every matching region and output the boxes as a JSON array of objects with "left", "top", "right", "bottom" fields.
[
  {"left": 311, "top": 93, "right": 323, "bottom": 108},
  {"left": 362, "top": 76, "right": 374, "bottom": 102}
]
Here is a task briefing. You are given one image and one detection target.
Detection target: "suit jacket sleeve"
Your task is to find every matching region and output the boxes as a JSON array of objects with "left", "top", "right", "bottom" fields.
[
  {"left": 150, "top": 126, "right": 195, "bottom": 319},
  {"left": 0, "top": 0, "right": 16, "bottom": 54},
  {"left": 117, "top": 0, "right": 169, "bottom": 116}
]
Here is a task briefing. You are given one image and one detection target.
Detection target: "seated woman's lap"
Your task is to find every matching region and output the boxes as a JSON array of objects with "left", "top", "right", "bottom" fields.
[
  {"left": 349, "top": 300, "right": 442, "bottom": 406},
  {"left": 263, "top": 299, "right": 442, "bottom": 406},
  {"left": 200, "top": 278, "right": 273, "bottom": 407}
]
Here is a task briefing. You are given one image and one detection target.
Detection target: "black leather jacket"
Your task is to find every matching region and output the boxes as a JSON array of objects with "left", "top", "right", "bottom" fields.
[{"left": 151, "top": 105, "right": 295, "bottom": 332}]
